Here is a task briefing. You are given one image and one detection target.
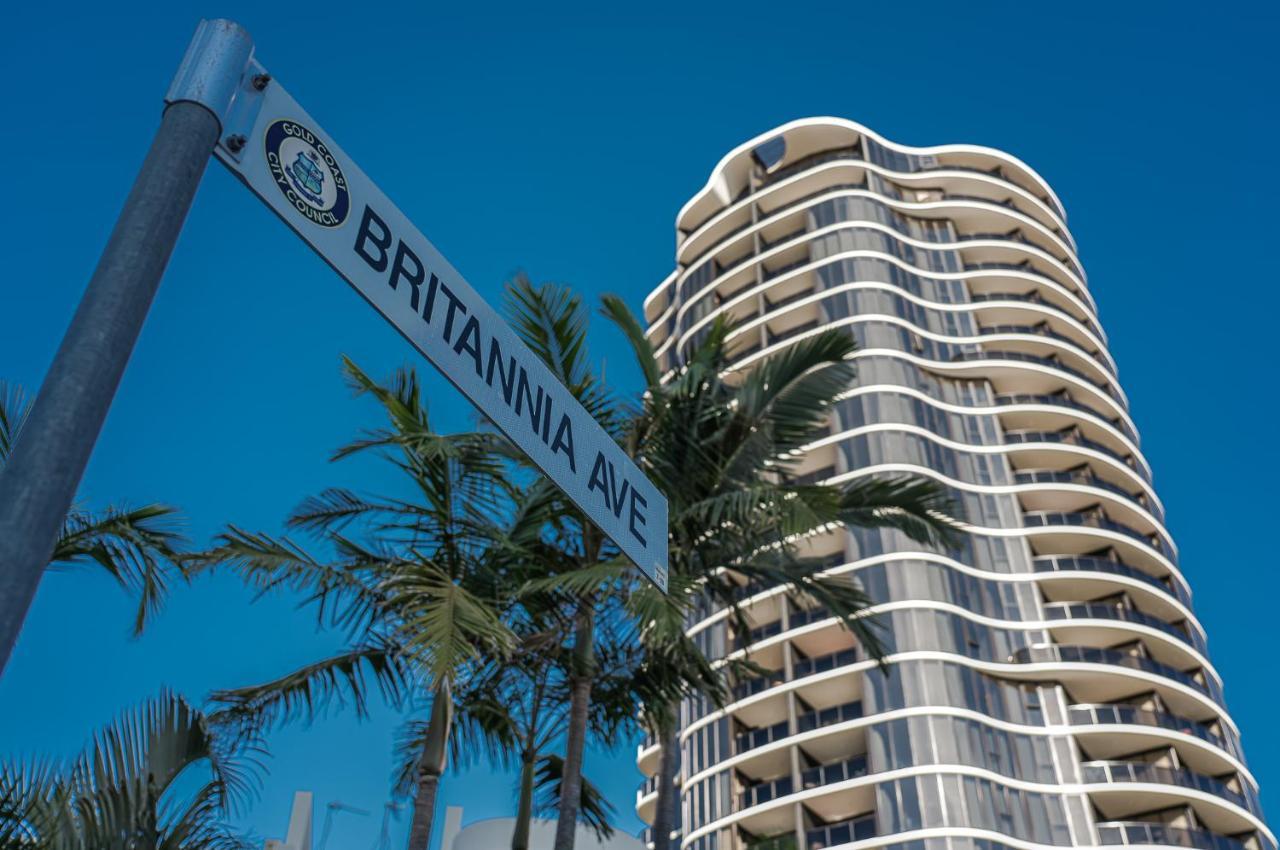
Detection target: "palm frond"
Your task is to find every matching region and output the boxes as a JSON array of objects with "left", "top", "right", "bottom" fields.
[
  {"left": 154, "top": 783, "right": 255, "bottom": 850},
  {"left": 599, "top": 295, "right": 661, "bottom": 394},
  {"left": 286, "top": 488, "right": 387, "bottom": 533},
  {"left": 532, "top": 755, "right": 615, "bottom": 842},
  {"left": 383, "top": 563, "right": 515, "bottom": 685},
  {"left": 207, "top": 643, "right": 410, "bottom": 742},
  {"left": 0, "top": 692, "right": 257, "bottom": 849},
  {"left": 504, "top": 275, "right": 615, "bottom": 426},
  {"left": 0, "top": 759, "right": 70, "bottom": 848},
  {"left": 519, "top": 562, "right": 630, "bottom": 599},
  {"left": 51, "top": 504, "right": 187, "bottom": 636},
  {"left": 339, "top": 356, "right": 427, "bottom": 450},
  {"left": 726, "top": 330, "right": 856, "bottom": 465},
  {"left": 193, "top": 527, "right": 386, "bottom": 635},
  {"left": 0, "top": 381, "right": 31, "bottom": 471},
  {"left": 74, "top": 690, "right": 256, "bottom": 815},
  {"left": 837, "top": 474, "right": 963, "bottom": 548}
]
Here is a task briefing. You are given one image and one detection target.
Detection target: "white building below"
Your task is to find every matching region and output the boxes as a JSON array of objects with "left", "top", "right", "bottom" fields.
[
  {"left": 264, "top": 791, "right": 312, "bottom": 850},
  {"left": 442, "top": 806, "right": 645, "bottom": 850}
]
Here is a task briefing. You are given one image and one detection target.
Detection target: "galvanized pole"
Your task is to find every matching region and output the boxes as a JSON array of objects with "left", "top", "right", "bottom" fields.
[{"left": 0, "top": 20, "right": 253, "bottom": 675}]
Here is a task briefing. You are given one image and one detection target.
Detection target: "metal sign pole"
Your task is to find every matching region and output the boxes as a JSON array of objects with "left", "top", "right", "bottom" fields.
[{"left": 0, "top": 20, "right": 254, "bottom": 674}]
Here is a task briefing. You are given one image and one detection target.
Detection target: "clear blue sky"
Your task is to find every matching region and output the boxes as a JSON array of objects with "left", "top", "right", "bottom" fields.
[{"left": 1, "top": 1, "right": 1276, "bottom": 847}]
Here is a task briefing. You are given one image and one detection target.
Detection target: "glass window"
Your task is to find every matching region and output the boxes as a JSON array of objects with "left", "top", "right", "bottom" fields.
[{"left": 752, "top": 136, "right": 787, "bottom": 171}]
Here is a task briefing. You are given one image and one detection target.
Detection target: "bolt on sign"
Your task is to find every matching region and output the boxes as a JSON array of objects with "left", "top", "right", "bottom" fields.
[{"left": 213, "top": 62, "right": 668, "bottom": 592}]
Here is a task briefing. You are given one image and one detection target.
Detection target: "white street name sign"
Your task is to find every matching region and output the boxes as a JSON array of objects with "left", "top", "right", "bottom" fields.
[{"left": 212, "top": 63, "right": 668, "bottom": 592}]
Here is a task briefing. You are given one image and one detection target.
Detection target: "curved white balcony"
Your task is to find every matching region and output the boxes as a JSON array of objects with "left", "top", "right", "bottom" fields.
[
  {"left": 675, "top": 183, "right": 1080, "bottom": 292},
  {"left": 674, "top": 118, "right": 1067, "bottom": 248}
]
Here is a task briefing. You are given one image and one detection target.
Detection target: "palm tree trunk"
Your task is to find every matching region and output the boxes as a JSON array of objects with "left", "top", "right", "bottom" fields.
[
  {"left": 406, "top": 682, "right": 453, "bottom": 850},
  {"left": 651, "top": 718, "right": 681, "bottom": 850},
  {"left": 511, "top": 750, "right": 537, "bottom": 850},
  {"left": 552, "top": 603, "right": 595, "bottom": 850},
  {"left": 407, "top": 772, "right": 440, "bottom": 850}
]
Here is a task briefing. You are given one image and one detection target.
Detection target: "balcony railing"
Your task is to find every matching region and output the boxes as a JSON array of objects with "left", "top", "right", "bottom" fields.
[
  {"left": 727, "top": 580, "right": 773, "bottom": 603},
  {"left": 739, "top": 774, "right": 794, "bottom": 810},
  {"left": 683, "top": 229, "right": 1094, "bottom": 342},
  {"left": 762, "top": 257, "right": 811, "bottom": 283},
  {"left": 959, "top": 228, "right": 1038, "bottom": 247},
  {"left": 681, "top": 178, "right": 870, "bottom": 269},
  {"left": 760, "top": 226, "right": 808, "bottom": 251},
  {"left": 1010, "top": 645, "right": 1220, "bottom": 703},
  {"left": 682, "top": 150, "right": 1043, "bottom": 273},
  {"left": 966, "top": 259, "right": 1034, "bottom": 272},
  {"left": 788, "top": 606, "right": 833, "bottom": 631},
  {"left": 1042, "top": 602, "right": 1199, "bottom": 652},
  {"left": 963, "top": 260, "right": 1089, "bottom": 303},
  {"left": 806, "top": 813, "right": 876, "bottom": 849},
  {"left": 976, "top": 323, "right": 1112, "bottom": 373},
  {"left": 1069, "top": 704, "right": 1233, "bottom": 756},
  {"left": 960, "top": 230, "right": 1078, "bottom": 270},
  {"left": 1082, "top": 760, "right": 1247, "bottom": 810},
  {"left": 1015, "top": 467, "right": 1157, "bottom": 517},
  {"left": 1002, "top": 428, "right": 1146, "bottom": 482},
  {"left": 800, "top": 754, "right": 869, "bottom": 790},
  {"left": 695, "top": 576, "right": 775, "bottom": 623},
  {"left": 1012, "top": 463, "right": 1138, "bottom": 493},
  {"left": 1022, "top": 510, "right": 1174, "bottom": 561},
  {"left": 733, "top": 669, "right": 788, "bottom": 702},
  {"left": 970, "top": 289, "right": 1100, "bottom": 334},
  {"left": 992, "top": 392, "right": 1136, "bottom": 442},
  {"left": 735, "top": 619, "right": 784, "bottom": 649},
  {"left": 950, "top": 350, "right": 1119, "bottom": 403},
  {"left": 1096, "top": 821, "right": 1249, "bottom": 850},
  {"left": 736, "top": 719, "right": 789, "bottom": 753},
  {"left": 946, "top": 192, "right": 1022, "bottom": 212},
  {"left": 762, "top": 285, "right": 818, "bottom": 313},
  {"left": 718, "top": 284, "right": 1108, "bottom": 375},
  {"left": 797, "top": 699, "right": 863, "bottom": 733},
  {"left": 971, "top": 288, "right": 1050, "bottom": 305},
  {"left": 763, "top": 147, "right": 864, "bottom": 186},
  {"left": 707, "top": 213, "right": 1082, "bottom": 302},
  {"left": 766, "top": 319, "right": 820, "bottom": 346},
  {"left": 960, "top": 236, "right": 1078, "bottom": 272},
  {"left": 716, "top": 273, "right": 768, "bottom": 307},
  {"left": 1032, "top": 555, "right": 1190, "bottom": 608},
  {"left": 744, "top": 833, "right": 798, "bottom": 850},
  {"left": 793, "top": 648, "right": 859, "bottom": 680}
]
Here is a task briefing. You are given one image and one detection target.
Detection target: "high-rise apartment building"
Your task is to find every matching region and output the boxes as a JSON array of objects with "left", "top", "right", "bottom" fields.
[{"left": 635, "top": 118, "right": 1273, "bottom": 850}]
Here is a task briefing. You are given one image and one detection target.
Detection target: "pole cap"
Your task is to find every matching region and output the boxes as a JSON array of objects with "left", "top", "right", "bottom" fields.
[{"left": 164, "top": 19, "right": 254, "bottom": 131}]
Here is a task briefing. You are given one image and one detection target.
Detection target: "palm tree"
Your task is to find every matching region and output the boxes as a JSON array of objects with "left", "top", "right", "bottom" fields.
[
  {"left": 0, "top": 382, "right": 186, "bottom": 636},
  {"left": 0, "top": 690, "right": 254, "bottom": 849},
  {"left": 400, "top": 619, "right": 629, "bottom": 850},
  {"left": 197, "top": 358, "right": 529, "bottom": 850},
  {"left": 600, "top": 300, "right": 962, "bottom": 850},
  {"left": 529, "top": 755, "right": 616, "bottom": 846},
  {"left": 618, "top": 624, "right": 725, "bottom": 850},
  {"left": 501, "top": 277, "right": 641, "bottom": 850}
]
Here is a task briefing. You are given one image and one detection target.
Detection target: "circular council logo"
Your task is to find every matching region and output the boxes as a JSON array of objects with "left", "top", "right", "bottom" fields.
[{"left": 264, "top": 120, "right": 351, "bottom": 227}]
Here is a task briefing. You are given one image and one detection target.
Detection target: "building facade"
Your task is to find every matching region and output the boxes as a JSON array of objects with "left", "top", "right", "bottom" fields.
[{"left": 635, "top": 118, "right": 1273, "bottom": 850}]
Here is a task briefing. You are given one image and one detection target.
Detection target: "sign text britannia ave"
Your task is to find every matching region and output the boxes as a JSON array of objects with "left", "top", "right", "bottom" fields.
[{"left": 212, "top": 63, "right": 668, "bottom": 592}]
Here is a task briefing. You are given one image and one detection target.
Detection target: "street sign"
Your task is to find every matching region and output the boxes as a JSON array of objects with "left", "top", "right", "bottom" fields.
[{"left": 212, "top": 62, "right": 668, "bottom": 592}]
